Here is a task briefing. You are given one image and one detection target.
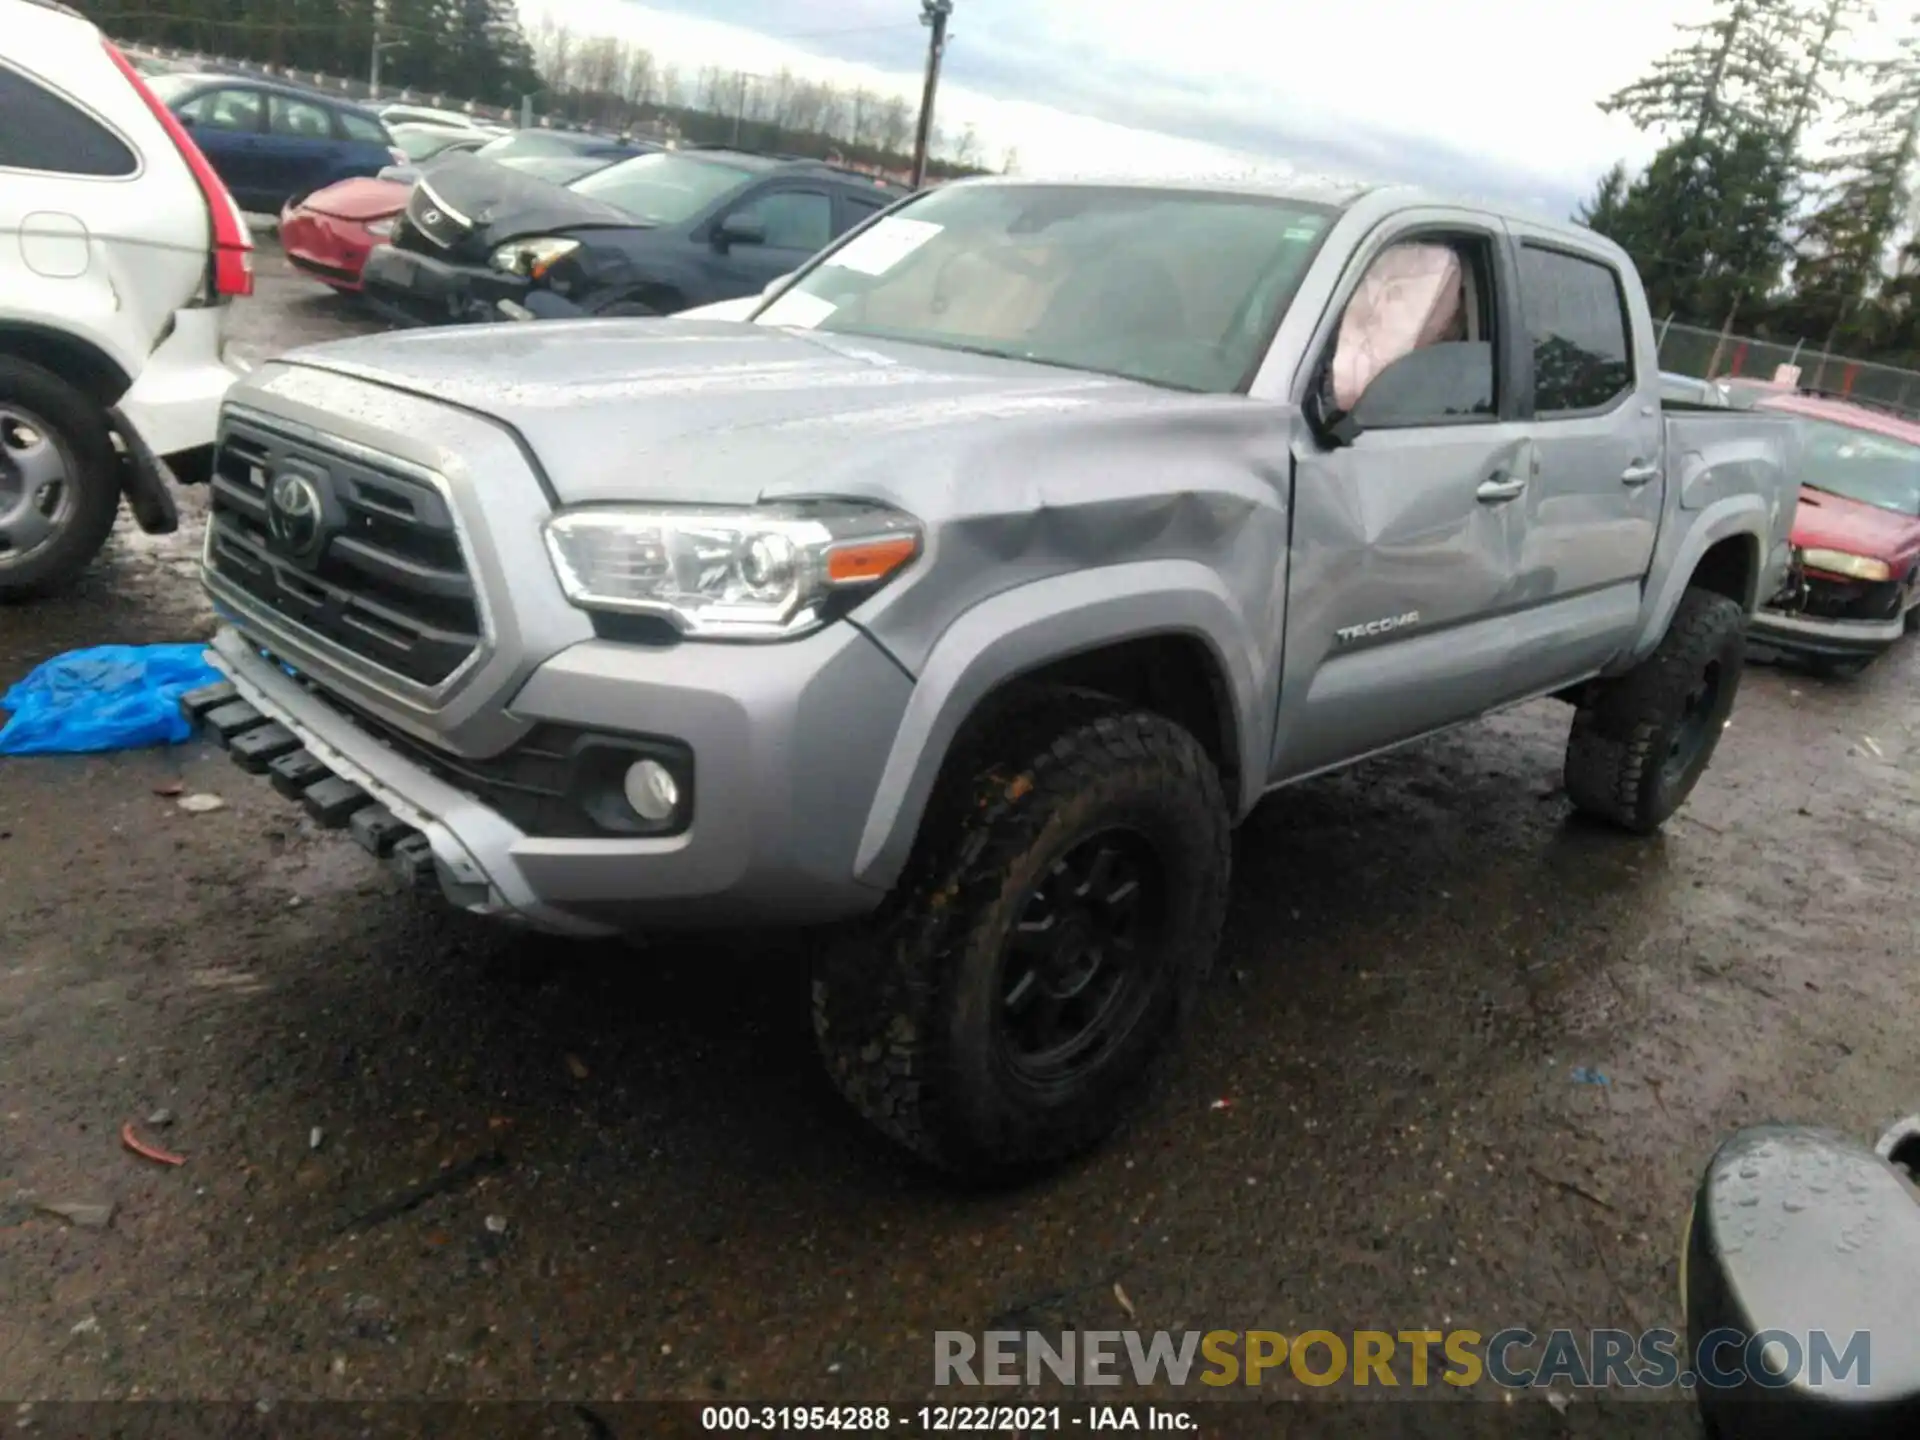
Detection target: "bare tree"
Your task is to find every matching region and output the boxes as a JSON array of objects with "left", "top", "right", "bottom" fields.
[
  {"left": 877, "top": 94, "right": 911, "bottom": 153},
  {"left": 953, "top": 122, "right": 981, "bottom": 168}
]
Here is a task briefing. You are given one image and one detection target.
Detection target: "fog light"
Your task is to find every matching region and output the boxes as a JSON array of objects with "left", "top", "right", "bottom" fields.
[{"left": 623, "top": 758, "right": 679, "bottom": 822}]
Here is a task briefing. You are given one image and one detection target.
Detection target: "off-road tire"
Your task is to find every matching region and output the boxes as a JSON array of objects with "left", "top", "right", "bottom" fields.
[
  {"left": 1564, "top": 587, "right": 1746, "bottom": 833},
  {"left": 0, "top": 358, "right": 120, "bottom": 602},
  {"left": 811, "top": 691, "right": 1232, "bottom": 1181}
]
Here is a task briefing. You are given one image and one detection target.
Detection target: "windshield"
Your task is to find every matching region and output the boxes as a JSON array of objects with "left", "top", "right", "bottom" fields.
[
  {"left": 475, "top": 132, "right": 594, "bottom": 161},
  {"left": 1799, "top": 417, "right": 1920, "bottom": 515},
  {"left": 754, "top": 183, "right": 1337, "bottom": 393},
  {"left": 569, "top": 152, "right": 754, "bottom": 225},
  {"left": 145, "top": 74, "right": 199, "bottom": 104},
  {"left": 395, "top": 128, "right": 468, "bottom": 161}
]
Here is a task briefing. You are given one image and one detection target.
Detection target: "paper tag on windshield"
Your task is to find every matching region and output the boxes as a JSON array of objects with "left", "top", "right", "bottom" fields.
[
  {"left": 825, "top": 217, "right": 943, "bottom": 276},
  {"left": 761, "top": 289, "right": 838, "bottom": 329}
]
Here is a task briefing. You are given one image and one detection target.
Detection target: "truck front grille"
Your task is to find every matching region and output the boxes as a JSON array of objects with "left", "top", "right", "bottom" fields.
[
  {"left": 205, "top": 420, "right": 482, "bottom": 688},
  {"left": 403, "top": 183, "right": 471, "bottom": 252}
]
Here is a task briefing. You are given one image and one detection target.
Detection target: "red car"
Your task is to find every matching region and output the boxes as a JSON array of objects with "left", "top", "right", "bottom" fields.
[
  {"left": 278, "top": 176, "right": 407, "bottom": 292},
  {"left": 1748, "top": 392, "right": 1920, "bottom": 676}
]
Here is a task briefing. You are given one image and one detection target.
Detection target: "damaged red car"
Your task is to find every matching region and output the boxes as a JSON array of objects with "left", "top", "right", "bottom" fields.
[
  {"left": 278, "top": 177, "right": 407, "bottom": 292},
  {"left": 1748, "top": 392, "right": 1920, "bottom": 676}
]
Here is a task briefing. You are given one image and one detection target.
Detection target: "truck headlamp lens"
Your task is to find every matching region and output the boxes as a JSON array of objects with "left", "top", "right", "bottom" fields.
[
  {"left": 1799, "top": 547, "right": 1892, "bottom": 582},
  {"left": 543, "top": 503, "right": 922, "bottom": 639}
]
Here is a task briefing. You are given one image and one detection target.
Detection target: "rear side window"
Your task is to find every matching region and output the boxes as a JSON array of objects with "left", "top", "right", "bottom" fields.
[
  {"left": 269, "top": 94, "right": 334, "bottom": 139},
  {"left": 0, "top": 64, "right": 137, "bottom": 177},
  {"left": 1518, "top": 244, "right": 1634, "bottom": 415},
  {"left": 339, "top": 111, "right": 389, "bottom": 144}
]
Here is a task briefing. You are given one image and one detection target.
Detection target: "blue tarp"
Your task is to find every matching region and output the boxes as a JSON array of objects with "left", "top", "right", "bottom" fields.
[{"left": 0, "top": 644, "right": 221, "bottom": 755}]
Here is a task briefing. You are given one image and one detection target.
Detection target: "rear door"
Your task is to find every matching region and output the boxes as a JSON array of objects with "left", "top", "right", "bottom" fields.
[
  {"left": 262, "top": 91, "right": 342, "bottom": 206},
  {"left": 1501, "top": 222, "right": 1663, "bottom": 694},
  {"left": 1272, "top": 209, "right": 1534, "bottom": 781},
  {"left": 175, "top": 85, "right": 267, "bottom": 207}
]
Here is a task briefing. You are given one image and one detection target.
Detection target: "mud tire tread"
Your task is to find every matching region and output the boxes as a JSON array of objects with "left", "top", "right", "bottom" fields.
[
  {"left": 1564, "top": 587, "right": 1746, "bottom": 834},
  {"left": 811, "top": 688, "right": 1231, "bottom": 1181}
]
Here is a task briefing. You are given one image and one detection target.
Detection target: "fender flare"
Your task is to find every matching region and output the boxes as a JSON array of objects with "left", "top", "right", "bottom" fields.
[
  {"left": 850, "top": 560, "right": 1265, "bottom": 891},
  {"left": 0, "top": 321, "right": 136, "bottom": 407},
  {"left": 1627, "top": 493, "right": 1770, "bottom": 663}
]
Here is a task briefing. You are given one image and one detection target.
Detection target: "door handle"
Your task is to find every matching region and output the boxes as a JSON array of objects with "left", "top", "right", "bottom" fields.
[
  {"left": 1621, "top": 461, "right": 1660, "bottom": 486},
  {"left": 1477, "top": 473, "right": 1526, "bottom": 502}
]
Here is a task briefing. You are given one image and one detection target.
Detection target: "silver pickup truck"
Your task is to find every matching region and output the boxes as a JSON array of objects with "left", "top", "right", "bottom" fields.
[{"left": 183, "top": 175, "right": 1798, "bottom": 1177}]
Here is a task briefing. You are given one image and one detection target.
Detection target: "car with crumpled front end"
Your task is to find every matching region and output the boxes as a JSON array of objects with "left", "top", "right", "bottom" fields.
[
  {"left": 1747, "top": 391, "right": 1920, "bottom": 676},
  {"left": 358, "top": 147, "right": 901, "bottom": 325}
]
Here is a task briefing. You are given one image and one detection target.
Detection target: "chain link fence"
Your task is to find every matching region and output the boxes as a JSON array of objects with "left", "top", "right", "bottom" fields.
[{"left": 1656, "top": 319, "right": 1920, "bottom": 417}]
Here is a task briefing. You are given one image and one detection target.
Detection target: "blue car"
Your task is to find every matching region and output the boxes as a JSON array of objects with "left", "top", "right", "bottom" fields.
[{"left": 145, "top": 72, "right": 401, "bottom": 212}]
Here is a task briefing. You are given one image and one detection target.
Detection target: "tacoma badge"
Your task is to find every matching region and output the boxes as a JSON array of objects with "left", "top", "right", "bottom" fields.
[{"left": 1335, "top": 611, "right": 1420, "bottom": 644}]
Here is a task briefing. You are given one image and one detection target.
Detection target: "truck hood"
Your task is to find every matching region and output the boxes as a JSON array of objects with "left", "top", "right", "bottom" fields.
[
  {"left": 413, "top": 153, "right": 634, "bottom": 245},
  {"left": 276, "top": 319, "right": 1230, "bottom": 506},
  {"left": 1791, "top": 483, "right": 1920, "bottom": 562}
]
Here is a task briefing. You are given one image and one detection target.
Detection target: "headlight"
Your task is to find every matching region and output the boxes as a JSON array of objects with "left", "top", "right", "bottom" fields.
[
  {"left": 543, "top": 502, "right": 922, "bottom": 639},
  {"left": 489, "top": 236, "right": 580, "bottom": 278},
  {"left": 1800, "top": 547, "right": 1892, "bottom": 582}
]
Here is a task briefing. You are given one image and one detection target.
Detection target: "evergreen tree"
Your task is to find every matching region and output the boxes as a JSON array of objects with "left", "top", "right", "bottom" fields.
[
  {"left": 1790, "top": 34, "right": 1920, "bottom": 349},
  {"left": 1599, "top": 0, "right": 1804, "bottom": 145}
]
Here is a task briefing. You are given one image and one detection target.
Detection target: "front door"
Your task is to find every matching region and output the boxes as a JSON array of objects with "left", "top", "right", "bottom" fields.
[
  {"left": 701, "top": 185, "right": 836, "bottom": 301},
  {"left": 1501, "top": 222, "right": 1663, "bottom": 695},
  {"left": 1271, "top": 216, "right": 1534, "bottom": 781}
]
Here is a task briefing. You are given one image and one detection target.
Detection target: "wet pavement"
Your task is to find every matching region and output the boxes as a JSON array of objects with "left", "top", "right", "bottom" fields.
[{"left": 2, "top": 243, "right": 1917, "bottom": 1422}]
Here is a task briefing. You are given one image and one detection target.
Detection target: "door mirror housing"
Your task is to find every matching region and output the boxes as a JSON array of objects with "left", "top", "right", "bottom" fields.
[{"left": 714, "top": 214, "right": 767, "bottom": 250}]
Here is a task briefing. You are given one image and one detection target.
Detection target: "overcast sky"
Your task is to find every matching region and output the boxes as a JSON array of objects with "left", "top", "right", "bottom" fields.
[{"left": 517, "top": 0, "right": 1897, "bottom": 219}]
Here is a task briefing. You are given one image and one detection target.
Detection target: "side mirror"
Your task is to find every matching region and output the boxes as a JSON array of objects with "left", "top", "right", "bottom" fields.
[
  {"left": 714, "top": 215, "right": 766, "bottom": 250},
  {"left": 1687, "top": 1122, "right": 1920, "bottom": 1438},
  {"left": 1302, "top": 363, "right": 1359, "bottom": 448}
]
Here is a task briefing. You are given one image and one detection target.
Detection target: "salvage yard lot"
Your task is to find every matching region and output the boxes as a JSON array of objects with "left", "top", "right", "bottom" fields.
[{"left": 2, "top": 238, "right": 1917, "bottom": 1414}]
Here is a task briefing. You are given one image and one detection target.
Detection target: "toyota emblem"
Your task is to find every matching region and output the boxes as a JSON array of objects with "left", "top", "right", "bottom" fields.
[{"left": 266, "top": 471, "right": 324, "bottom": 556}]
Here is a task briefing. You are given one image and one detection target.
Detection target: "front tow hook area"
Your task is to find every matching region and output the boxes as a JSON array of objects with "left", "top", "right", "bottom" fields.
[{"left": 178, "top": 680, "right": 439, "bottom": 891}]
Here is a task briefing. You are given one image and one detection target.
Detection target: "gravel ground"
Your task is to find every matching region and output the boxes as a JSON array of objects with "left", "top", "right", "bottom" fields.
[{"left": 2, "top": 242, "right": 1916, "bottom": 1429}]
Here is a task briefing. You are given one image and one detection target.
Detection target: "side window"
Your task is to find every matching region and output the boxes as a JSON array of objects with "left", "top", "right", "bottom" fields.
[
  {"left": 187, "top": 88, "right": 263, "bottom": 132},
  {"left": 1517, "top": 245, "right": 1633, "bottom": 415},
  {"left": 0, "top": 65, "right": 136, "bottom": 177},
  {"left": 841, "top": 193, "right": 888, "bottom": 230},
  {"left": 269, "top": 94, "right": 334, "bottom": 139},
  {"left": 1329, "top": 237, "right": 1495, "bottom": 426},
  {"left": 339, "top": 111, "right": 389, "bottom": 145},
  {"left": 728, "top": 190, "right": 834, "bottom": 251}
]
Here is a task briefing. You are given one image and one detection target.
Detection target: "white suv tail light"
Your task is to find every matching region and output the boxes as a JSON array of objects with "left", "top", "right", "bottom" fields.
[{"left": 102, "top": 41, "right": 254, "bottom": 299}]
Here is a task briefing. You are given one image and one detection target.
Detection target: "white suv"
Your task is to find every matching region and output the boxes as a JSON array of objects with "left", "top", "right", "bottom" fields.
[{"left": 0, "top": 0, "right": 254, "bottom": 598}]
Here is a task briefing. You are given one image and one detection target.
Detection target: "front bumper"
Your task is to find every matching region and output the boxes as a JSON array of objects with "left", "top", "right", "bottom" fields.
[
  {"left": 191, "top": 618, "right": 912, "bottom": 936},
  {"left": 361, "top": 243, "right": 527, "bottom": 325},
  {"left": 116, "top": 305, "right": 243, "bottom": 458},
  {"left": 1748, "top": 606, "right": 1905, "bottom": 659},
  {"left": 280, "top": 208, "right": 381, "bottom": 292}
]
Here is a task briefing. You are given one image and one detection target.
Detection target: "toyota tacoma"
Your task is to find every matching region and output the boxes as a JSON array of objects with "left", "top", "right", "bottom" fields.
[{"left": 181, "top": 175, "right": 1800, "bottom": 1177}]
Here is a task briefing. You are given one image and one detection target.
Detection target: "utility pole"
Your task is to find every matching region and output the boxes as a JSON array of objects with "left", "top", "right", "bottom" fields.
[
  {"left": 368, "top": 3, "right": 405, "bottom": 100},
  {"left": 909, "top": 0, "right": 952, "bottom": 190}
]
